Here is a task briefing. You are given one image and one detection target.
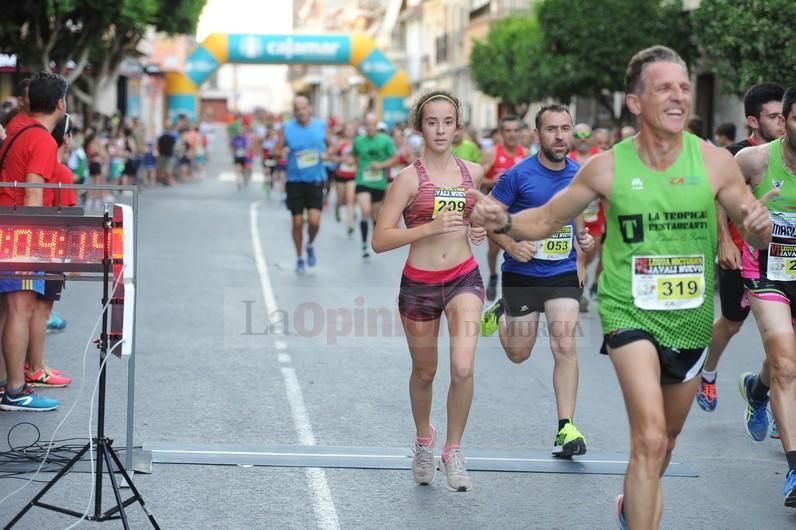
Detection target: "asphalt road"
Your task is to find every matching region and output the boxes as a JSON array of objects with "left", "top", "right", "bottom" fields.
[{"left": 1, "top": 128, "right": 794, "bottom": 529}]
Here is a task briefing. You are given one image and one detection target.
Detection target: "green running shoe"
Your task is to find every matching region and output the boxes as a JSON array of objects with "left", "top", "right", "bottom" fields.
[
  {"left": 480, "top": 299, "right": 503, "bottom": 337},
  {"left": 552, "top": 421, "right": 587, "bottom": 458}
]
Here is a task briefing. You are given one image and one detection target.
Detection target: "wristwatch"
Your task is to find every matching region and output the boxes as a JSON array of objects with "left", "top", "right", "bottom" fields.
[{"left": 495, "top": 213, "right": 512, "bottom": 234}]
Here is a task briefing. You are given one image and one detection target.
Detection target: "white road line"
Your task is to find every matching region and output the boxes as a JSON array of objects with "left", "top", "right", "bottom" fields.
[
  {"left": 219, "top": 170, "right": 265, "bottom": 183},
  {"left": 275, "top": 340, "right": 288, "bottom": 350},
  {"left": 250, "top": 201, "right": 340, "bottom": 530},
  {"left": 278, "top": 353, "right": 292, "bottom": 364}
]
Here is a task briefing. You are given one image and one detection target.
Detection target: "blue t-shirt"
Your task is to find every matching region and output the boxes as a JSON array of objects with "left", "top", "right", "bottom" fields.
[
  {"left": 285, "top": 118, "right": 327, "bottom": 183},
  {"left": 231, "top": 134, "right": 249, "bottom": 158},
  {"left": 491, "top": 154, "right": 581, "bottom": 278}
]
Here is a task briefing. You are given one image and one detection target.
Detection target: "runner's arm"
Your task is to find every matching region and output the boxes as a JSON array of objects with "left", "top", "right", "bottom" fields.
[
  {"left": 481, "top": 147, "right": 495, "bottom": 175},
  {"left": 716, "top": 148, "right": 772, "bottom": 249},
  {"left": 24, "top": 173, "right": 45, "bottom": 207},
  {"left": 471, "top": 161, "right": 600, "bottom": 241},
  {"left": 370, "top": 154, "right": 398, "bottom": 170},
  {"left": 574, "top": 214, "right": 594, "bottom": 252},
  {"left": 485, "top": 195, "right": 520, "bottom": 252},
  {"left": 274, "top": 129, "right": 285, "bottom": 156},
  {"left": 715, "top": 204, "right": 741, "bottom": 269}
]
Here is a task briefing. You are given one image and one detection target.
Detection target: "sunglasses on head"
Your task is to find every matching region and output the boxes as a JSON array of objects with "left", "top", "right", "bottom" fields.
[{"left": 575, "top": 131, "right": 591, "bottom": 139}]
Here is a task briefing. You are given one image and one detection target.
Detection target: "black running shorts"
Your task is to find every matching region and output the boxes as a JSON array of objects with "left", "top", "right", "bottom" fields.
[
  {"left": 600, "top": 329, "right": 707, "bottom": 385},
  {"left": 502, "top": 270, "right": 582, "bottom": 316},
  {"left": 718, "top": 267, "right": 750, "bottom": 322},
  {"left": 286, "top": 181, "right": 324, "bottom": 215},
  {"left": 355, "top": 185, "right": 385, "bottom": 203}
]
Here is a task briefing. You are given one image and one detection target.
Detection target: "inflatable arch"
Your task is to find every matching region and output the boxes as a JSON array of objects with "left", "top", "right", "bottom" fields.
[{"left": 166, "top": 33, "right": 412, "bottom": 125}]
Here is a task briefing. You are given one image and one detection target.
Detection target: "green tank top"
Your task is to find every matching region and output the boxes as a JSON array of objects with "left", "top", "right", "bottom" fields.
[
  {"left": 599, "top": 132, "right": 717, "bottom": 348},
  {"left": 752, "top": 138, "right": 796, "bottom": 207},
  {"left": 748, "top": 138, "right": 796, "bottom": 281}
]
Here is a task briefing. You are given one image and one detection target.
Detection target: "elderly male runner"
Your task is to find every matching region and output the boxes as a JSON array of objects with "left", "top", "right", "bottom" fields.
[{"left": 469, "top": 46, "right": 774, "bottom": 528}]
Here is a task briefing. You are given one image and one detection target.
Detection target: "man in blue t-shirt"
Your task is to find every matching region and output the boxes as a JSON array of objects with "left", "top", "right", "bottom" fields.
[
  {"left": 276, "top": 96, "right": 331, "bottom": 274},
  {"left": 480, "top": 104, "right": 594, "bottom": 458}
]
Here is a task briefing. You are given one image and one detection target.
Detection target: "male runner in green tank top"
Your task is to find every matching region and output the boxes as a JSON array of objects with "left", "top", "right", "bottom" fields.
[
  {"left": 735, "top": 86, "right": 796, "bottom": 509},
  {"left": 469, "top": 46, "right": 775, "bottom": 529}
]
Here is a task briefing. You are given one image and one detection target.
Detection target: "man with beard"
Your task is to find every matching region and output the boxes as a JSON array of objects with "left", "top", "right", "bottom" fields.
[
  {"left": 469, "top": 46, "right": 774, "bottom": 528},
  {"left": 735, "top": 86, "right": 796, "bottom": 507},
  {"left": 480, "top": 104, "right": 593, "bottom": 457}
]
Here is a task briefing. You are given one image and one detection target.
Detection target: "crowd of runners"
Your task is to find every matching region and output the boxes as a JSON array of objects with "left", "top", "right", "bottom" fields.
[
  {"left": 1, "top": 44, "right": 794, "bottom": 530},
  {"left": 263, "top": 45, "right": 796, "bottom": 528}
]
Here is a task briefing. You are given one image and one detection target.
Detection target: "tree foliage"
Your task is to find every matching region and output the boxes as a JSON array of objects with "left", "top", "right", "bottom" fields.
[
  {"left": 692, "top": 0, "right": 796, "bottom": 95},
  {"left": 0, "top": 0, "right": 205, "bottom": 110},
  {"left": 470, "top": 15, "right": 549, "bottom": 118},
  {"left": 537, "top": 0, "right": 697, "bottom": 121},
  {"left": 470, "top": 0, "right": 698, "bottom": 123}
]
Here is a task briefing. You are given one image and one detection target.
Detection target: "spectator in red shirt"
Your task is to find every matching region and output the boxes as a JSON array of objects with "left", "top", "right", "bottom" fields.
[
  {"left": 25, "top": 114, "right": 74, "bottom": 393},
  {"left": 0, "top": 72, "right": 67, "bottom": 412}
]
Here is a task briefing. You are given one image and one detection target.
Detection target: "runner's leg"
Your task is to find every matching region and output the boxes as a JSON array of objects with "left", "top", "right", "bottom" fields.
[
  {"left": 443, "top": 292, "right": 482, "bottom": 447},
  {"left": 749, "top": 297, "right": 796, "bottom": 453},
  {"left": 608, "top": 339, "right": 666, "bottom": 530},
  {"left": 544, "top": 298, "right": 580, "bottom": 421},
  {"left": 402, "top": 315, "right": 441, "bottom": 440},
  {"left": 499, "top": 312, "right": 540, "bottom": 363},
  {"left": 291, "top": 214, "right": 304, "bottom": 258}
]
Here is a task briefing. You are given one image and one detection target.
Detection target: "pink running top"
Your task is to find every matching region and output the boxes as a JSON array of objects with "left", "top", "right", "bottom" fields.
[{"left": 402, "top": 158, "right": 476, "bottom": 229}]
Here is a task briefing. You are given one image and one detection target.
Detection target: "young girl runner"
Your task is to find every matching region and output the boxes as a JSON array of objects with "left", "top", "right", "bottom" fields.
[{"left": 372, "top": 91, "right": 486, "bottom": 491}]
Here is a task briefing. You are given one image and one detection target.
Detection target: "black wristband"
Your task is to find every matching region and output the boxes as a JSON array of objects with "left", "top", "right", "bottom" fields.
[{"left": 495, "top": 213, "right": 512, "bottom": 234}]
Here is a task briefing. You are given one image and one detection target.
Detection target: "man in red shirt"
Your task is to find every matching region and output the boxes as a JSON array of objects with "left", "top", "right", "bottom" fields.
[
  {"left": 481, "top": 116, "right": 526, "bottom": 300},
  {"left": 0, "top": 72, "right": 67, "bottom": 412}
]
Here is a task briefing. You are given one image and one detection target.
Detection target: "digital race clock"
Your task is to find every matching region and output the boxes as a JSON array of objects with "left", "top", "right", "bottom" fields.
[{"left": 0, "top": 212, "right": 115, "bottom": 272}]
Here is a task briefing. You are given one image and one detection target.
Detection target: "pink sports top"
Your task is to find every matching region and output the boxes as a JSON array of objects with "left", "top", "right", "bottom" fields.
[{"left": 402, "top": 158, "right": 476, "bottom": 229}]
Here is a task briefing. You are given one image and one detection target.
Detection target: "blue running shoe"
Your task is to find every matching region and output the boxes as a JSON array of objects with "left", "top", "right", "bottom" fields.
[
  {"left": 616, "top": 494, "right": 628, "bottom": 530},
  {"left": 785, "top": 470, "right": 796, "bottom": 508},
  {"left": 306, "top": 245, "right": 317, "bottom": 267},
  {"left": 296, "top": 258, "right": 306, "bottom": 275},
  {"left": 738, "top": 372, "right": 770, "bottom": 441},
  {"left": 696, "top": 377, "right": 717, "bottom": 412},
  {"left": 46, "top": 311, "right": 66, "bottom": 332},
  {"left": 0, "top": 386, "right": 60, "bottom": 411}
]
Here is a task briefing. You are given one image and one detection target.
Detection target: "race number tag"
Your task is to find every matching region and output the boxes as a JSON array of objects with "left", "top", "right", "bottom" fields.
[
  {"left": 766, "top": 243, "right": 796, "bottom": 281},
  {"left": 296, "top": 149, "right": 320, "bottom": 169},
  {"left": 362, "top": 168, "right": 383, "bottom": 183},
  {"left": 432, "top": 187, "right": 466, "bottom": 218},
  {"left": 234, "top": 148, "right": 246, "bottom": 158},
  {"left": 535, "top": 225, "right": 573, "bottom": 260},
  {"left": 632, "top": 255, "right": 705, "bottom": 310},
  {"left": 583, "top": 200, "right": 600, "bottom": 223}
]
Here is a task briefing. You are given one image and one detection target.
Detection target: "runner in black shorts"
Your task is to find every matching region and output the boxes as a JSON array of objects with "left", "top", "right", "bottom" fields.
[
  {"left": 353, "top": 113, "right": 397, "bottom": 259},
  {"left": 479, "top": 104, "right": 593, "bottom": 458},
  {"left": 275, "top": 96, "right": 331, "bottom": 274},
  {"left": 695, "top": 82, "right": 785, "bottom": 413},
  {"left": 285, "top": 181, "right": 324, "bottom": 215}
]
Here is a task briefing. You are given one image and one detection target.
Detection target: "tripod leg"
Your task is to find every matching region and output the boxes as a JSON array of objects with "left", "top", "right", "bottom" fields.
[
  {"left": 4, "top": 442, "right": 91, "bottom": 529},
  {"left": 101, "top": 442, "right": 130, "bottom": 530},
  {"left": 105, "top": 442, "right": 161, "bottom": 530}
]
